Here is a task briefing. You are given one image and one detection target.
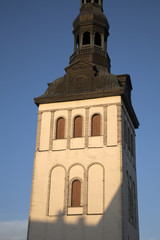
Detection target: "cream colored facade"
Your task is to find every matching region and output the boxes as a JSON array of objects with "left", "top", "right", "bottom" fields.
[{"left": 27, "top": 96, "right": 139, "bottom": 240}]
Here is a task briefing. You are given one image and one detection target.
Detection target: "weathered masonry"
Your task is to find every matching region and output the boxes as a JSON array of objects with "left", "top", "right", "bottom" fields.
[{"left": 27, "top": 1, "right": 140, "bottom": 240}]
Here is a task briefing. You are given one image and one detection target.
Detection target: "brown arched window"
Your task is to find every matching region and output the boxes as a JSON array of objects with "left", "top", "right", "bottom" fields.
[
  {"left": 56, "top": 117, "right": 65, "bottom": 139},
  {"left": 74, "top": 116, "right": 82, "bottom": 138},
  {"left": 91, "top": 114, "right": 100, "bottom": 136},
  {"left": 71, "top": 180, "right": 81, "bottom": 207}
]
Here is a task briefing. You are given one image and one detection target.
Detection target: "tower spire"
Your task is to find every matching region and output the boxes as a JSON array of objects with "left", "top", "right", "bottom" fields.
[
  {"left": 81, "top": 0, "right": 103, "bottom": 10},
  {"left": 70, "top": 0, "right": 110, "bottom": 72}
]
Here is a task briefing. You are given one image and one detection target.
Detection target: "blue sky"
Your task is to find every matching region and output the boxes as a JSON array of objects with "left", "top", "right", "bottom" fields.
[{"left": 0, "top": 0, "right": 160, "bottom": 239}]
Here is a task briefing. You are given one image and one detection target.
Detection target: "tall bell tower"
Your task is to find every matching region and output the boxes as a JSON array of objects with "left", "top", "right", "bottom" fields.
[{"left": 27, "top": 1, "right": 140, "bottom": 240}]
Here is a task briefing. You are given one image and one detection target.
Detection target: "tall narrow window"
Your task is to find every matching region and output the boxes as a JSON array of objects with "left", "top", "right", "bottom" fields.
[
  {"left": 86, "top": 0, "right": 91, "bottom": 3},
  {"left": 128, "top": 128, "right": 130, "bottom": 150},
  {"left": 91, "top": 114, "right": 100, "bottom": 136},
  {"left": 74, "top": 116, "right": 82, "bottom": 137},
  {"left": 83, "top": 32, "right": 90, "bottom": 45},
  {"left": 94, "top": 32, "right": 101, "bottom": 46},
  {"left": 71, "top": 180, "right": 81, "bottom": 207},
  {"left": 56, "top": 117, "right": 65, "bottom": 139},
  {"left": 76, "top": 35, "right": 79, "bottom": 49}
]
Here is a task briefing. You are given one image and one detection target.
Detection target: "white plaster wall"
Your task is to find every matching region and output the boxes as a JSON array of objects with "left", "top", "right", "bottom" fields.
[
  {"left": 28, "top": 96, "right": 125, "bottom": 240},
  {"left": 70, "top": 137, "right": 85, "bottom": 149},
  {"left": 29, "top": 146, "right": 122, "bottom": 240},
  {"left": 69, "top": 165, "right": 84, "bottom": 181},
  {"left": 39, "top": 112, "right": 51, "bottom": 151},
  {"left": 38, "top": 96, "right": 121, "bottom": 111},
  {"left": 107, "top": 105, "right": 117, "bottom": 146},
  {"left": 88, "top": 136, "right": 103, "bottom": 148}
]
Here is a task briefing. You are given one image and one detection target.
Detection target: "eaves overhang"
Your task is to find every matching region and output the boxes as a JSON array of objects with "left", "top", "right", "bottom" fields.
[
  {"left": 122, "top": 95, "right": 139, "bottom": 129},
  {"left": 34, "top": 88, "right": 124, "bottom": 106}
]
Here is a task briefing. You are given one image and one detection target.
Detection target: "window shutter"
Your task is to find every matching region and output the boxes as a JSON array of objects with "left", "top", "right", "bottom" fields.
[
  {"left": 56, "top": 117, "right": 65, "bottom": 139},
  {"left": 92, "top": 114, "right": 100, "bottom": 136},
  {"left": 71, "top": 180, "right": 81, "bottom": 207},
  {"left": 74, "top": 116, "right": 82, "bottom": 137}
]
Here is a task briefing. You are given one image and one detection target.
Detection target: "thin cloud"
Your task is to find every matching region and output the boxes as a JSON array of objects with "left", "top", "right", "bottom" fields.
[{"left": 0, "top": 220, "right": 28, "bottom": 240}]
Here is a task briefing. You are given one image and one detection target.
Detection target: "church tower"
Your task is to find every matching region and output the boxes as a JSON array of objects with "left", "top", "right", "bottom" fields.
[{"left": 27, "top": 1, "right": 140, "bottom": 240}]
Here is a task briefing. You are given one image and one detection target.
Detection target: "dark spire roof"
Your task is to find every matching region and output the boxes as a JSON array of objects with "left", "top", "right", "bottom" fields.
[
  {"left": 34, "top": 1, "right": 139, "bottom": 128},
  {"left": 35, "top": 62, "right": 122, "bottom": 101},
  {"left": 70, "top": 1, "right": 110, "bottom": 71}
]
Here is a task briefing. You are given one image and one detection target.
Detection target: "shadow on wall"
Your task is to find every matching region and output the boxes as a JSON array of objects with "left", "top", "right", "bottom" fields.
[{"left": 27, "top": 187, "right": 128, "bottom": 240}]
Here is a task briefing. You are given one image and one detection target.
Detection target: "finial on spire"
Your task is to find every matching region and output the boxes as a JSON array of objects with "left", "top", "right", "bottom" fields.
[{"left": 81, "top": 0, "right": 103, "bottom": 9}]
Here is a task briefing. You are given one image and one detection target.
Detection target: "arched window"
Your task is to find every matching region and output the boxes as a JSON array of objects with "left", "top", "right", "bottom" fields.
[
  {"left": 86, "top": 0, "right": 91, "bottom": 3},
  {"left": 76, "top": 35, "right": 79, "bottom": 48},
  {"left": 74, "top": 116, "right": 82, "bottom": 137},
  {"left": 82, "top": 32, "right": 90, "bottom": 45},
  {"left": 71, "top": 180, "right": 81, "bottom": 207},
  {"left": 94, "top": 0, "right": 99, "bottom": 4},
  {"left": 56, "top": 117, "right": 65, "bottom": 139},
  {"left": 91, "top": 114, "right": 100, "bottom": 136},
  {"left": 94, "top": 32, "right": 101, "bottom": 46}
]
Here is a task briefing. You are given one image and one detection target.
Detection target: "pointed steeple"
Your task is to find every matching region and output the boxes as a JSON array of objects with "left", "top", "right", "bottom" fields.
[{"left": 70, "top": 0, "right": 110, "bottom": 72}]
